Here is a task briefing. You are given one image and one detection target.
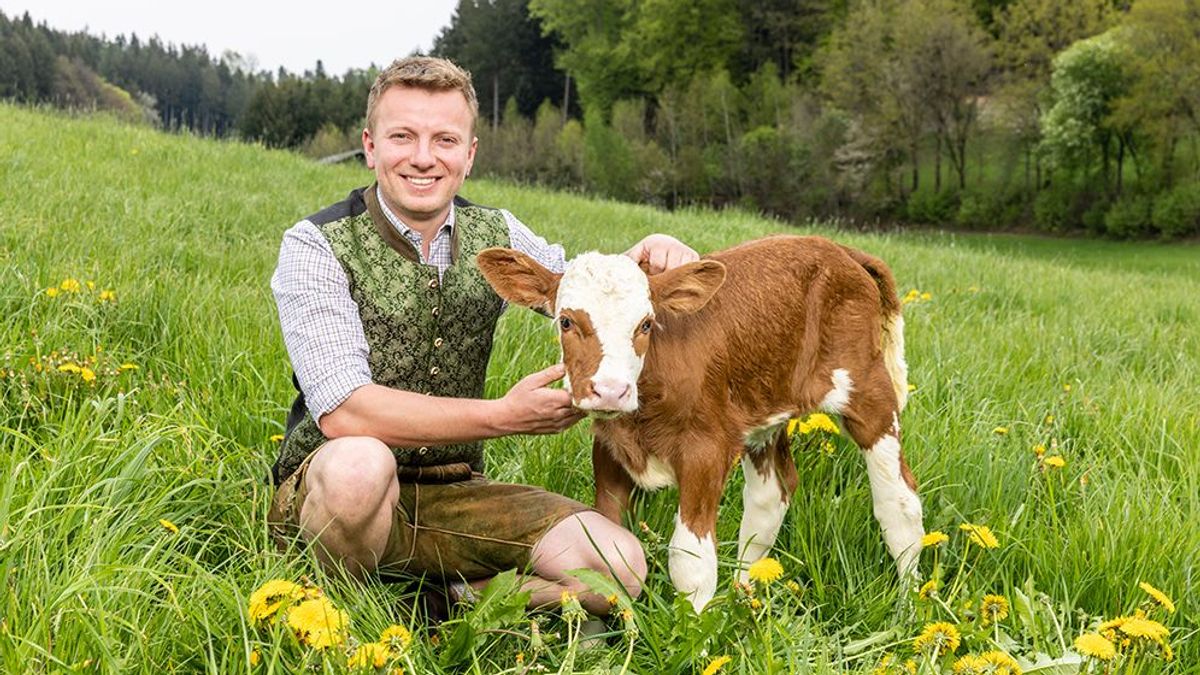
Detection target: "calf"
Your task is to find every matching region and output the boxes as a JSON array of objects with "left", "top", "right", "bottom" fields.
[{"left": 478, "top": 235, "right": 924, "bottom": 611}]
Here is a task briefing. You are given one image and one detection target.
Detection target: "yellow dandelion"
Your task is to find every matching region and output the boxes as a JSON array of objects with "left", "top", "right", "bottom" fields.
[
  {"left": 1118, "top": 617, "right": 1169, "bottom": 642},
  {"left": 389, "top": 668, "right": 405, "bottom": 675},
  {"left": 907, "top": 383, "right": 917, "bottom": 393},
  {"left": 701, "top": 655, "right": 731, "bottom": 675},
  {"left": 993, "top": 426, "right": 1008, "bottom": 435},
  {"left": 1043, "top": 455, "right": 1065, "bottom": 469},
  {"left": 747, "top": 557, "right": 784, "bottom": 584},
  {"left": 348, "top": 642, "right": 390, "bottom": 669},
  {"left": 249, "top": 649, "right": 261, "bottom": 666},
  {"left": 921, "top": 531, "right": 949, "bottom": 547},
  {"left": 247, "top": 579, "right": 304, "bottom": 625},
  {"left": 46, "top": 287, "right": 60, "bottom": 297},
  {"left": 872, "top": 654, "right": 895, "bottom": 675},
  {"left": 57, "top": 363, "right": 81, "bottom": 374},
  {"left": 379, "top": 624, "right": 412, "bottom": 651},
  {"left": 80, "top": 367, "right": 95, "bottom": 383},
  {"left": 787, "top": 418, "right": 803, "bottom": 436},
  {"left": 158, "top": 518, "right": 179, "bottom": 534},
  {"left": 918, "top": 579, "right": 938, "bottom": 600},
  {"left": 1138, "top": 582, "right": 1176, "bottom": 613},
  {"left": 902, "top": 289, "right": 920, "bottom": 305},
  {"left": 119, "top": 363, "right": 139, "bottom": 371},
  {"left": 606, "top": 593, "right": 620, "bottom": 607},
  {"left": 560, "top": 590, "right": 577, "bottom": 607},
  {"left": 1075, "top": 632, "right": 1115, "bottom": 661},
  {"left": 952, "top": 654, "right": 987, "bottom": 674},
  {"left": 1063, "top": 383, "right": 1072, "bottom": 392},
  {"left": 786, "top": 580, "right": 800, "bottom": 593},
  {"left": 981, "top": 650, "right": 1021, "bottom": 673},
  {"left": 980, "top": 594, "right": 1009, "bottom": 624},
  {"left": 287, "top": 597, "right": 348, "bottom": 649},
  {"left": 86, "top": 280, "right": 95, "bottom": 290},
  {"left": 269, "top": 434, "right": 285, "bottom": 443},
  {"left": 959, "top": 523, "right": 999, "bottom": 549},
  {"left": 803, "top": 413, "right": 840, "bottom": 435},
  {"left": 819, "top": 440, "right": 836, "bottom": 455},
  {"left": 904, "top": 660, "right": 917, "bottom": 674},
  {"left": 1044, "top": 415, "right": 1055, "bottom": 424},
  {"left": 913, "top": 621, "right": 961, "bottom": 656},
  {"left": 1032, "top": 444, "right": 1046, "bottom": 457},
  {"left": 516, "top": 651, "right": 525, "bottom": 665},
  {"left": 750, "top": 598, "right": 762, "bottom": 610},
  {"left": 98, "top": 290, "right": 116, "bottom": 303},
  {"left": 920, "top": 292, "right": 932, "bottom": 301},
  {"left": 60, "top": 278, "right": 81, "bottom": 293}
]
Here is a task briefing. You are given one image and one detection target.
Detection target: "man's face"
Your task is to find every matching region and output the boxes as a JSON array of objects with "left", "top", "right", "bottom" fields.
[{"left": 363, "top": 86, "right": 477, "bottom": 231}]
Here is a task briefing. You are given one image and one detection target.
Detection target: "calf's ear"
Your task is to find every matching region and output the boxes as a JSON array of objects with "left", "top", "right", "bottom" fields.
[
  {"left": 648, "top": 260, "right": 726, "bottom": 316},
  {"left": 477, "top": 247, "right": 561, "bottom": 312}
]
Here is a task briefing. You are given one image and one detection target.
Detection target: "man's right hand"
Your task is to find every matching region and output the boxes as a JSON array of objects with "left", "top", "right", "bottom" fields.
[{"left": 496, "top": 364, "right": 586, "bottom": 434}]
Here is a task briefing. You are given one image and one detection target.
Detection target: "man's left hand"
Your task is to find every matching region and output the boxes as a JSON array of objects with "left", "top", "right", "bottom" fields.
[{"left": 623, "top": 234, "right": 699, "bottom": 274}]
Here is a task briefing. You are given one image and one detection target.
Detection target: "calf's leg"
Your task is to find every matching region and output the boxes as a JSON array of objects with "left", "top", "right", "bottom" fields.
[
  {"left": 593, "top": 437, "right": 634, "bottom": 524},
  {"left": 737, "top": 432, "right": 798, "bottom": 583},
  {"left": 670, "top": 457, "right": 724, "bottom": 613}
]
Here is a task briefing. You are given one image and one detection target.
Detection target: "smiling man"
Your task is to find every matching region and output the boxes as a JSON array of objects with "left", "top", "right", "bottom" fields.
[{"left": 267, "top": 56, "right": 697, "bottom": 616}]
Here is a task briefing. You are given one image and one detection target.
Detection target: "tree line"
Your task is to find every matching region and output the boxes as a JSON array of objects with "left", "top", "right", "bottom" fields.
[{"left": 4, "top": 3, "right": 1198, "bottom": 238}]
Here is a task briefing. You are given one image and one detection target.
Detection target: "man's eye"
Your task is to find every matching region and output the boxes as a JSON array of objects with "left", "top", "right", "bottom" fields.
[{"left": 559, "top": 316, "right": 572, "bottom": 331}]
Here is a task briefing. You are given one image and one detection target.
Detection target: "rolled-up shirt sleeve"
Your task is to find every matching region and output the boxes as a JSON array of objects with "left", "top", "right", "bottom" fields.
[
  {"left": 503, "top": 209, "right": 566, "bottom": 274},
  {"left": 271, "top": 221, "right": 373, "bottom": 423}
]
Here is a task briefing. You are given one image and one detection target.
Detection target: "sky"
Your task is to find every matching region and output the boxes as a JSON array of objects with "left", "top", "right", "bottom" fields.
[{"left": 0, "top": 0, "right": 460, "bottom": 75}]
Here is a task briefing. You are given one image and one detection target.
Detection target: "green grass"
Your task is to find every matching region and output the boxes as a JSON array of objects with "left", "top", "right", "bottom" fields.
[{"left": 1, "top": 103, "right": 1197, "bottom": 673}]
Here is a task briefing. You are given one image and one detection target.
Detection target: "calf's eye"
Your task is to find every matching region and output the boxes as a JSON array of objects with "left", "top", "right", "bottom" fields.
[
  {"left": 639, "top": 318, "right": 653, "bottom": 334},
  {"left": 559, "top": 316, "right": 572, "bottom": 331}
]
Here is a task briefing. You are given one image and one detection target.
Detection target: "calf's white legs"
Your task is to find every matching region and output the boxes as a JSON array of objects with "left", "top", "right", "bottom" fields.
[
  {"left": 668, "top": 511, "right": 718, "bottom": 613},
  {"left": 736, "top": 454, "right": 789, "bottom": 584}
]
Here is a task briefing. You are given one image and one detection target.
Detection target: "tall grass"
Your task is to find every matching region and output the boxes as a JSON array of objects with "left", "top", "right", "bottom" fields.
[{"left": 1, "top": 104, "right": 1196, "bottom": 673}]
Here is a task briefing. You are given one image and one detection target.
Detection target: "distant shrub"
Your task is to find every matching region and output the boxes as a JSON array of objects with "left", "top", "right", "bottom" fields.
[
  {"left": 1033, "top": 184, "right": 1083, "bottom": 232},
  {"left": 904, "top": 190, "right": 959, "bottom": 224},
  {"left": 1152, "top": 184, "right": 1200, "bottom": 239},
  {"left": 956, "top": 188, "right": 1026, "bottom": 229},
  {"left": 1104, "top": 194, "right": 1154, "bottom": 238}
]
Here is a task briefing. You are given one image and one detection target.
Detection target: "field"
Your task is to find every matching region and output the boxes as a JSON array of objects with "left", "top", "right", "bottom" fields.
[{"left": 1, "top": 104, "right": 1197, "bottom": 673}]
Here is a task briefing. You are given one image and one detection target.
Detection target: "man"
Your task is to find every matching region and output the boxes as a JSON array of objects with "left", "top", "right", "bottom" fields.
[{"left": 267, "top": 56, "right": 698, "bottom": 616}]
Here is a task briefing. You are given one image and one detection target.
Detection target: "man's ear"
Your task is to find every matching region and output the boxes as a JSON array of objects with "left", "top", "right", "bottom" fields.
[
  {"left": 477, "top": 247, "right": 561, "bottom": 312},
  {"left": 648, "top": 260, "right": 726, "bottom": 315}
]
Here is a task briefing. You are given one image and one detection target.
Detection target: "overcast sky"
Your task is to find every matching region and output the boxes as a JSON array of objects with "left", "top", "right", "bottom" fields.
[{"left": 0, "top": 0, "right": 460, "bottom": 75}]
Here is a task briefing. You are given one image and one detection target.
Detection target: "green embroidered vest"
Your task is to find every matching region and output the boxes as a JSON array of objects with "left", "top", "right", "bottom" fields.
[{"left": 272, "top": 185, "right": 510, "bottom": 485}]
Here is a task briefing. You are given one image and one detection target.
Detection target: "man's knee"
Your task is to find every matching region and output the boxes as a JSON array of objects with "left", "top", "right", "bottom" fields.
[
  {"left": 304, "top": 437, "right": 397, "bottom": 525},
  {"left": 564, "top": 512, "right": 648, "bottom": 599}
]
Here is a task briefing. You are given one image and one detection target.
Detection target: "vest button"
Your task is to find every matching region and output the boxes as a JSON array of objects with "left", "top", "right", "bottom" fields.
[
  {"left": 428, "top": 278, "right": 439, "bottom": 290},
  {"left": 418, "top": 446, "right": 429, "bottom": 455},
  {"left": 430, "top": 366, "right": 440, "bottom": 376},
  {"left": 434, "top": 337, "right": 444, "bottom": 348},
  {"left": 431, "top": 306, "right": 440, "bottom": 317}
]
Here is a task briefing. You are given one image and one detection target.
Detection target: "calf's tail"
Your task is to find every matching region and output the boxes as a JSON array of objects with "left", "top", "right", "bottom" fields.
[{"left": 841, "top": 246, "right": 908, "bottom": 411}]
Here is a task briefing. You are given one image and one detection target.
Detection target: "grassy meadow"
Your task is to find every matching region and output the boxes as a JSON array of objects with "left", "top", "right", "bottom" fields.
[{"left": 1, "top": 103, "right": 1197, "bottom": 673}]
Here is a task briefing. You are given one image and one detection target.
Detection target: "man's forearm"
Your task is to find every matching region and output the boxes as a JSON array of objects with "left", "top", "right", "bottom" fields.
[{"left": 318, "top": 384, "right": 509, "bottom": 447}]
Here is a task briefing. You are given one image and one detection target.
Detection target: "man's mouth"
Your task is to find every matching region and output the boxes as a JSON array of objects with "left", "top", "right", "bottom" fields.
[{"left": 405, "top": 176, "right": 439, "bottom": 188}]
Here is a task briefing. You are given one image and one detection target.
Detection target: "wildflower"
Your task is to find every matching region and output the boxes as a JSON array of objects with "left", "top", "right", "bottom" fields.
[
  {"left": 904, "top": 660, "right": 917, "bottom": 674},
  {"left": 98, "top": 290, "right": 116, "bottom": 303},
  {"left": 247, "top": 579, "right": 304, "bottom": 625},
  {"left": 1063, "top": 383, "right": 1072, "bottom": 392},
  {"left": 60, "top": 279, "right": 82, "bottom": 293},
  {"left": 1138, "top": 582, "right": 1176, "bottom": 613},
  {"left": 920, "top": 292, "right": 932, "bottom": 301},
  {"left": 980, "top": 594, "right": 1009, "bottom": 624},
  {"left": 249, "top": 650, "right": 261, "bottom": 666},
  {"left": 379, "top": 624, "right": 412, "bottom": 651},
  {"left": 1032, "top": 444, "right": 1046, "bottom": 457},
  {"left": 515, "top": 652, "right": 525, "bottom": 665},
  {"left": 872, "top": 654, "right": 896, "bottom": 675},
  {"left": 1044, "top": 415, "right": 1054, "bottom": 424},
  {"left": 993, "top": 426, "right": 1008, "bottom": 435},
  {"left": 606, "top": 593, "right": 620, "bottom": 607},
  {"left": 750, "top": 598, "right": 762, "bottom": 610},
  {"left": 1074, "top": 632, "right": 1115, "bottom": 661},
  {"left": 819, "top": 440, "right": 836, "bottom": 455},
  {"left": 119, "top": 363, "right": 139, "bottom": 371},
  {"left": 959, "top": 523, "right": 999, "bottom": 549},
  {"left": 390, "top": 669, "right": 405, "bottom": 675},
  {"left": 952, "top": 654, "right": 987, "bottom": 674},
  {"left": 58, "top": 363, "right": 81, "bottom": 374},
  {"left": 269, "top": 434, "right": 285, "bottom": 443},
  {"left": 805, "top": 413, "right": 840, "bottom": 435},
  {"left": 701, "top": 655, "right": 731, "bottom": 675},
  {"left": 158, "top": 518, "right": 179, "bottom": 534},
  {"left": 348, "top": 642, "right": 389, "bottom": 669},
  {"left": 912, "top": 622, "right": 961, "bottom": 656},
  {"left": 287, "top": 596, "right": 348, "bottom": 649},
  {"left": 918, "top": 579, "right": 938, "bottom": 600},
  {"left": 981, "top": 651, "right": 1021, "bottom": 674},
  {"left": 902, "top": 289, "right": 921, "bottom": 305},
  {"left": 1043, "top": 455, "right": 1065, "bottom": 469},
  {"left": 46, "top": 287, "right": 60, "bottom": 298},
  {"left": 86, "top": 281, "right": 95, "bottom": 290},
  {"left": 921, "top": 531, "right": 949, "bottom": 547},
  {"left": 80, "top": 367, "right": 95, "bottom": 383},
  {"left": 786, "top": 580, "right": 800, "bottom": 593},
  {"left": 1118, "top": 617, "right": 1169, "bottom": 642},
  {"left": 907, "top": 383, "right": 917, "bottom": 393},
  {"left": 747, "top": 557, "right": 784, "bottom": 584}
]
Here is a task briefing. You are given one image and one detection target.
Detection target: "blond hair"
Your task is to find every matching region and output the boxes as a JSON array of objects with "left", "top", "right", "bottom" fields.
[{"left": 366, "top": 56, "right": 478, "bottom": 131}]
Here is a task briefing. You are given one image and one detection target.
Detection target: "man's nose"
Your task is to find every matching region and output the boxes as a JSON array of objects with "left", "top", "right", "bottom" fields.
[{"left": 411, "top": 139, "right": 435, "bottom": 169}]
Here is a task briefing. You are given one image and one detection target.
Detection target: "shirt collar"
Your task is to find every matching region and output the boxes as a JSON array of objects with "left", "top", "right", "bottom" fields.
[{"left": 375, "top": 185, "right": 455, "bottom": 242}]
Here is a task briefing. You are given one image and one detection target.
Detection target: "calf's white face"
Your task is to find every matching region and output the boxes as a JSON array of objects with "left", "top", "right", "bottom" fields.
[{"left": 476, "top": 247, "right": 727, "bottom": 415}]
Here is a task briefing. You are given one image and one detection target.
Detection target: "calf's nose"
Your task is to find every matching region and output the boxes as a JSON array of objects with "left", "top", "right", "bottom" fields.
[{"left": 590, "top": 379, "right": 632, "bottom": 408}]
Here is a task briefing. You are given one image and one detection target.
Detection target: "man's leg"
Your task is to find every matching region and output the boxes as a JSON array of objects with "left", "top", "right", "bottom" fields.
[
  {"left": 299, "top": 437, "right": 399, "bottom": 579},
  {"left": 524, "top": 511, "right": 647, "bottom": 615}
]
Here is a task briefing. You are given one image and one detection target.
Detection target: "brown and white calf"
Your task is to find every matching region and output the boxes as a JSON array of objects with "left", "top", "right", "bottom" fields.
[{"left": 478, "top": 235, "right": 924, "bottom": 611}]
